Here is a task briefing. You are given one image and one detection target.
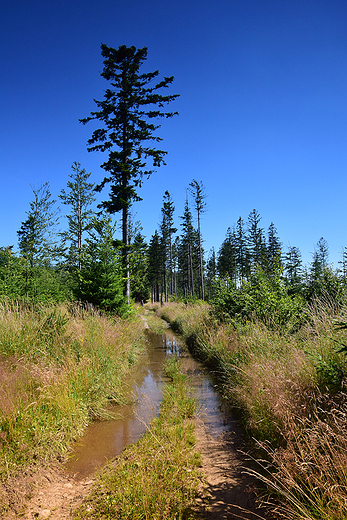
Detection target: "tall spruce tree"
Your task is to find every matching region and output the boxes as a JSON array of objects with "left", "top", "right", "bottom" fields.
[
  {"left": 234, "top": 216, "right": 249, "bottom": 283},
  {"left": 217, "top": 227, "right": 236, "bottom": 280},
  {"left": 160, "top": 191, "right": 176, "bottom": 301},
  {"left": 178, "top": 197, "right": 198, "bottom": 297},
  {"left": 284, "top": 245, "right": 303, "bottom": 295},
  {"left": 189, "top": 180, "right": 206, "bottom": 300},
  {"left": 18, "top": 183, "right": 60, "bottom": 269},
  {"left": 148, "top": 230, "right": 164, "bottom": 303},
  {"left": 80, "top": 44, "right": 179, "bottom": 303},
  {"left": 266, "top": 222, "right": 282, "bottom": 276},
  {"left": 247, "top": 209, "right": 267, "bottom": 271},
  {"left": 59, "top": 162, "right": 96, "bottom": 272}
]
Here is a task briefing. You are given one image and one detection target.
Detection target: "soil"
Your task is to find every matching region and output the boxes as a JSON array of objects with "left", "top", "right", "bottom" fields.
[
  {"left": 1, "top": 464, "right": 95, "bottom": 519},
  {"left": 1, "top": 317, "right": 272, "bottom": 519},
  {"left": 1, "top": 417, "right": 272, "bottom": 520},
  {"left": 194, "top": 418, "right": 271, "bottom": 520}
]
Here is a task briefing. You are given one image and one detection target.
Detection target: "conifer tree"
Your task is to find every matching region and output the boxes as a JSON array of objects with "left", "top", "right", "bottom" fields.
[
  {"left": 234, "top": 216, "right": 249, "bottom": 283},
  {"left": 178, "top": 197, "right": 197, "bottom": 297},
  {"left": 266, "top": 222, "right": 282, "bottom": 276},
  {"left": 59, "top": 162, "right": 96, "bottom": 272},
  {"left": 189, "top": 180, "right": 206, "bottom": 300},
  {"left": 205, "top": 247, "right": 217, "bottom": 299},
  {"left": 283, "top": 245, "right": 304, "bottom": 298},
  {"left": 148, "top": 230, "right": 164, "bottom": 303},
  {"left": 247, "top": 209, "right": 267, "bottom": 271},
  {"left": 80, "top": 44, "right": 179, "bottom": 303},
  {"left": 217, "top": 227, "right": 236, "bottom": 280},
  {"left": 18, "top": 183, "right": 60, "bottom": 269},
  {"left": 160, "top": 191, "right": 177, "bottom": 300}
]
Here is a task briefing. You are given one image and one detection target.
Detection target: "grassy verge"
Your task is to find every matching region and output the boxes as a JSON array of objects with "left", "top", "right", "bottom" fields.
[
  {"left": 153, "top": 301, "right": 347, "bottom": 520},
  {"left": 73, "top": 356, "right": 203, "bottom": 520},
  {"left": 0, "top": 301, "right": 145, "bottom": 492}
]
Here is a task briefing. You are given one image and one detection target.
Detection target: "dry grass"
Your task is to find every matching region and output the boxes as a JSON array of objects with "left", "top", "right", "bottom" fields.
[
  {"left": 0, "top": 302, "right": 146, "bottom": 485},
  {"left": 155, "top": 301, "right": 347, "bottom": 519}
]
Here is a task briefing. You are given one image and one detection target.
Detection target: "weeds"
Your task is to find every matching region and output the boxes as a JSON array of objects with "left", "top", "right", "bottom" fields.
[
  {"left": 73, "top": 357, "right": 202, "bottom": 520},
  {"left": 0, "top": 301, "right": 145, "bottom": 488},
  {"left": 156, "top": 301, "right": 347, "bottom": 519}
]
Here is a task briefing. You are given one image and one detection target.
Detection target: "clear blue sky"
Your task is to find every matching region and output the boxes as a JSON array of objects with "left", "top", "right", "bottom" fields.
[{"left": 1, "top": 0, "right": 347, "bottom": 268}]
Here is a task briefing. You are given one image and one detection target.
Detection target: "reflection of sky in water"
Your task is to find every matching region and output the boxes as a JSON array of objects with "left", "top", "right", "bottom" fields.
[{"left": 65, "top": 329, "right": 229, "bottom": 477}]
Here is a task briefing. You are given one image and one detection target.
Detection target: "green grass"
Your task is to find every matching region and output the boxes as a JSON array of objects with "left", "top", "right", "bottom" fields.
[
  {"left": 73, "top": 357, "right": 203, "bottom": 520},
  {"left": 155, "top": 301, "right": 347, "bottom": 520},
  {"left": 0, "top": 301, "right": 146, "bottom": 485}
]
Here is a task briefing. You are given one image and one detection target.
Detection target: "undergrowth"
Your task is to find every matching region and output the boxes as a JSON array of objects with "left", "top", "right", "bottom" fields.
[
  {"left": 154, "top": 301, "right": 347, "bottom": 520},
  {"left": 73, "top": 356, "right": 203, "bottom": 520},
  {"left": 0, "top": 301, "right": 145, "bottom": 488}
]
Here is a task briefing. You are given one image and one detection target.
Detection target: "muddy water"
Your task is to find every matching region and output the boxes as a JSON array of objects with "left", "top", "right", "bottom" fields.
[{"left": 64, "top": 329, "right": 229, "bottom": 478}]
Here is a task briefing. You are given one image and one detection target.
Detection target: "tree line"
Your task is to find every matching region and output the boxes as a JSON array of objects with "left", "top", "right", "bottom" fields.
[{"left": 1, "top": 42, "right": 346, "bottom": 319}]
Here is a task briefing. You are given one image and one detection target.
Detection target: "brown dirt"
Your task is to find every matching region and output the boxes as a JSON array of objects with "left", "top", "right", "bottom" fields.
[
  {"left": 1, "top": 422, "right": 273, "bottom": 520},
  {"left": 194, "top": 417, "right": 272, "bottom": 520},
  {"left": 1, "top": 465, "right": 95, "bottom": 519}
]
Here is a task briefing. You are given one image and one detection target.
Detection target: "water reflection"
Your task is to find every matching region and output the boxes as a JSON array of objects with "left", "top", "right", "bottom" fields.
[{"left": 65, "top": 329, "right": 229, "bottom": 477}]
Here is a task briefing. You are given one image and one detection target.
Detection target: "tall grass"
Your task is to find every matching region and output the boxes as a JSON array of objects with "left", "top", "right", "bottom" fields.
[
  {"left": 73, "top": 356, "right": 202, "bottom": 520},
  {"left": 0, "top": 301, "right": 145, "bottom": 483},
  {"left": 155, "top": 301, "right": 347, "bottom": 519}
]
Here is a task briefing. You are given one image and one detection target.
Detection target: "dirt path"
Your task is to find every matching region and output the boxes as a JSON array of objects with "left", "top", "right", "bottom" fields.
[
  {"left": 194, "top": 418, "right": 270, "bottom": 520},
  {"left": 2, "top": 467, "right": 95, "bottom": 519},
  {"left": 2, "top": 319, "right": 271, "bottom": 519},
  {"left": 3, "top": 418, "right": 270, "bottom": 520}
]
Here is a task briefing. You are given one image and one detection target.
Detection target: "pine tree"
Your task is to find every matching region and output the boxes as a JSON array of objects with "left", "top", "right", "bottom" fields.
[
  {"left": 205, "top": 247, "right": 217, "bottom": 299},
  {"left": 129, "top": 231, "right": 149, "bottom": 302},
  {"left": 79, "top": 214, "right": 126, "bottom": 313},
  {"left": 80, "top": 44, "right": 179, "bottom": 303},
  {"left": 59, "top": 162, "right": 96, "bottom": 272},
  {"left": 266, "top": 222, "right": 282, "bottom": 276},
  {"left": 178, "top": 197, "right": 198, "bottom": 297},
  {"left": 148, "top": 230, "right": 164, "bottom": 303},
  {"left": 188, "top": 180, "right": 206, "bottom": 300},
  {"left": 159, "top": 191, "right": 177, "bottom": 301},
  {"left": 217, "top": 227, "right": 236, "bottom": 280},
  {"left": 234, "top": 216, "right": 249, "bottom": 283},
  {"left": 18, "top": 183, "right": 60, "bottom": 269},
  {"left": 247, "top": 209, "right": 267, "bottom": 271},
  {"left": 284, "top": 245, "right": 303, "bottom": 294}
]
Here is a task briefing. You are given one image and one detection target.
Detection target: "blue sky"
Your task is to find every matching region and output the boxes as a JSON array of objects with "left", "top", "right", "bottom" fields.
[{"left": 1, "top": 0, "right": 347, "bottom": 267}]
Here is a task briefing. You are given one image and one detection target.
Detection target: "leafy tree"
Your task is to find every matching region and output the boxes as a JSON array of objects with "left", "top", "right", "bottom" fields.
[
  {"left": 80, "top": 44, "right": 179, "bottom": 303},
  {"left": 59, "top": 162, "right": 96, "bottom": 272},
  {"left": 0, "top": 247, "right": 26, "bottom": 299}
]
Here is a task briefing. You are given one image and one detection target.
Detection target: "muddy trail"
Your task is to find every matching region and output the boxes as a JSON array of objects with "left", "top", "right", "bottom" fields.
[{"left": 5, "top": 327, "right": 271, "bottom": 520}]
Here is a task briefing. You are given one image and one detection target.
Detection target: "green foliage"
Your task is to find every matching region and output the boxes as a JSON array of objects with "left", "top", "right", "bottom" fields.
[
  {"left": 73, "top": 356, "right": 201, "bottom": 520},
  {"left": 59, "top": 161, "right": 96, "bottom": 272},
  {"left": 17, "top": 182, "right": 60, "bottom": 268},
  {"left": 129, "top": 231, "right": 149, "bottom": 302},
  {"left": 212, "top": 266, "right": 306, "bottom": 331},
  {"left": 79, "top": 215, "right": 128, "bottom": 314}
]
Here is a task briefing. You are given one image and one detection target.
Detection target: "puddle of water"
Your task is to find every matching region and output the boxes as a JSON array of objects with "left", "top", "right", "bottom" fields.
[{"left": 64, "top": 329, "right": 229, "bottom": 477}]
